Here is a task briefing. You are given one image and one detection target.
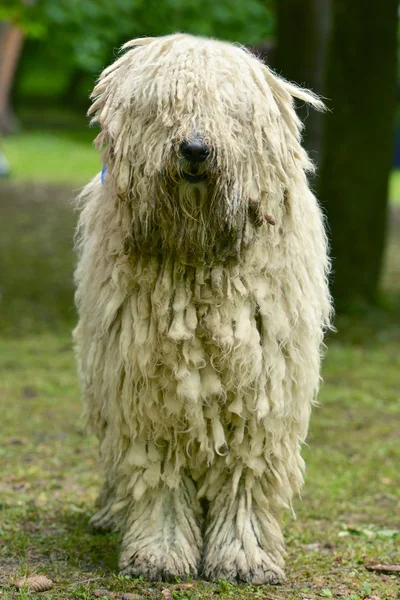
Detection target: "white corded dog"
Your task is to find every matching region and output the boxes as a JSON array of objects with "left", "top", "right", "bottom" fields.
[{"left": 74, "top": 34, "right": 332, "bottom": 584}]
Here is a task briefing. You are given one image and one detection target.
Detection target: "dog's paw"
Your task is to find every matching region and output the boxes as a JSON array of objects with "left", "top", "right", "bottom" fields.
[
  {"left": 244, "top": 560, "right": 285, "bottom": 585},
  {"left": 202, "top": 548, "right": 285, "bottom": 585},
  {"left": 119, "top": 545, "right": 198, "bottom": 582}
]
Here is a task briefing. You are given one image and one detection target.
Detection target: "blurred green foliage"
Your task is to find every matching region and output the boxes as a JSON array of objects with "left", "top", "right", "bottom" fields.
[{"left": 2, "top": 0, "right": 275, "bottom": 73}]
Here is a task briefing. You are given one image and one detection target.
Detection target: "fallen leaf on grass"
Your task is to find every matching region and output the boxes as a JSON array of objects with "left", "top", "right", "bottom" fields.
[
  {"left": 379, "top": 477, "right": 392, "bottom": 485},
  {"left": 93, "top": 590, "right": 119, "bottom": 598},
  {"left": 161, "top": 589, "right": 173, "bottom": 599},
  {"left": 303, "top": 542, "right": 322, "bottom": 551},
  {"left": 365, "top": 563, "right": 400, "bottom": 574},
  {"left": 22, "top": 386, "right": 38, "bottom": 398},
  {"left": 327, "top": 584, "right": 353, "bottom": 597},
  {"left": 8, "top": 437, "right": 28, "bottom": 445},
  {"left": 338, "top": 525, "right": 398, "bottom": 539},
  {"left": 12, "top": 481, "right": 31, "bottom": 492},
  {"left": 338, "top": 526, "right": 374, "bottom": 538},
  {"left": 22, "top": 386, "right": 38, "bottom": 399},
  {"left": 67, "top": 502, "right": 87, "bottom": 513},
  {"left": 16, "top": 575, "right": 53, "bottom": 592},
  {"left": 170, "top": 583, "right": 194, "bottom": 590},
  {"left": 93, "top": 590, "right": 120, "bottom": 598}
]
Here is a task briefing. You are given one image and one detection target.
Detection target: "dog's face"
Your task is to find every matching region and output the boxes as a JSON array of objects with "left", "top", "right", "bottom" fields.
[{"left": 90, "top": 34, "right": 322, "bottom": 263}]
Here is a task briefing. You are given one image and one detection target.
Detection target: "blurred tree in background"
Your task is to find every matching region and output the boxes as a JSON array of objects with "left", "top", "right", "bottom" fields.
[
  {"left": 318, "top": 0, "right": 398, "bottom": 312},
  {"left": 0, "top": 0, "right": 37, "bottom": 132},
  {"left": 275, "top": 0, "right": 331, "bottom": 164},
  {"left": 274, "top": 0, "right": 398, "bottom": 312}
]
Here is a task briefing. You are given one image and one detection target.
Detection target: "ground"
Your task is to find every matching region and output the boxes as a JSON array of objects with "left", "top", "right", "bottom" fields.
[{"left": 0, "top": 179, "right": 399, "bottom": 600}]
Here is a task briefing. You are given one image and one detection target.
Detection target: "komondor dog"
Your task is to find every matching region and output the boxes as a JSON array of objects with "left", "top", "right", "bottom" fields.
[{"left": 74, "top": 33, "right": 332, "bottom": 585}]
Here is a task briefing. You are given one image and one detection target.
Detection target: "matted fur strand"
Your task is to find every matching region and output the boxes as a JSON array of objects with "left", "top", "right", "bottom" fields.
[{"left": 74, "top": 33, "right": 332, "bottom": 585}]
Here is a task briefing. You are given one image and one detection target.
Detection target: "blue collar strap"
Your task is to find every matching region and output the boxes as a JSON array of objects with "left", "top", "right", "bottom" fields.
[{"left": 101, "top": 166, "right": 107, "bottom": 184}]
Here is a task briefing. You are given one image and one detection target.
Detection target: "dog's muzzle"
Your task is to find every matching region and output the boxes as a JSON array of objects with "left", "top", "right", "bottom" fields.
[
  {"left": 179, "top": 138, "right": 210, "bottom": 183},
  {"left": 179, "top": 139, "right": 209, "bottom": 163}
]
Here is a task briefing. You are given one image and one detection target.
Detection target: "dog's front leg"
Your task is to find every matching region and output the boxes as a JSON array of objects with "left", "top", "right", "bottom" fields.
[
  {"left": 119, "top": 473, "right": 203, "bottom": 581},
  {"left": 201, "top": 465, "right": 286, "bottom": 585}
]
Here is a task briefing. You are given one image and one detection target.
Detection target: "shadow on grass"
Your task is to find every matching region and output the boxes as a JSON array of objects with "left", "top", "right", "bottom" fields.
[
  {"left": 8, "top": 506, "right": 120, "bottom": 576},
  {"left": 57, "top": 509, "right": 120, "bottom": 574}
]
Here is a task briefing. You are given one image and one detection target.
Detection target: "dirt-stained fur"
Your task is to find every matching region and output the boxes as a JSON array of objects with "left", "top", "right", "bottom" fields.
[{"left": 74, "top": 34, "right": 332, "bottom": 584}]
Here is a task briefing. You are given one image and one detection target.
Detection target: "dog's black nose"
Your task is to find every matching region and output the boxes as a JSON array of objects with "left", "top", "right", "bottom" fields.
[{"left": 180, "top": 139, "right": 209, "bottom": 163}]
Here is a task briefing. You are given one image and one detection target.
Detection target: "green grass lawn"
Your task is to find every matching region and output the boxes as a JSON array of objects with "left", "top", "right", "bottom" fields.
[
  {"left": 1, "top": 330, "right": 399, "bottom": 600},
  {"left": 0, "top": 181, "right": 399, "bottom": 600},
  {"left": 2, "top": 130, "right": 100, "bottom": 185},
  {"left": 389, "top": 170, "right": 400, "bottom": 205}
]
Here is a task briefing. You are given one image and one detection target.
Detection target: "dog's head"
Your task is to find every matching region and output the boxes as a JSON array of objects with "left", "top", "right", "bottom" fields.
[{"left": 89, "top": 34, "right": 323, "bottom": 263}]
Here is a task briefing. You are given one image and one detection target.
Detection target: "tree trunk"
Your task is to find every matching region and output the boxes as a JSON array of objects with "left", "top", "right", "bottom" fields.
[
  {"left": 318, "top": 0, "right": 398, "bottom": 311},
  {"left": 0, "top": 21, "right": 24, "bottom": 134},
  {"left": 275, "top": 0, "right": 331, "bottom": 165}
]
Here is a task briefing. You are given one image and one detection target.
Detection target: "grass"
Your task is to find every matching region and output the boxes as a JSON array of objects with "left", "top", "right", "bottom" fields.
[
  {"left": 0, "top": 180, "right": 399, "bottom": 600},
  {"left": 1, "top": 331, "right": 399, "bottom": 600},
  {"left": 0, "top": 183, "right": 77, "bottom": 335},
  {"left": 389, "top": 170, "right": 400, "bottom": 205},
  {"left": 2, "top": 129, "right": 100, "bottom": 185}
]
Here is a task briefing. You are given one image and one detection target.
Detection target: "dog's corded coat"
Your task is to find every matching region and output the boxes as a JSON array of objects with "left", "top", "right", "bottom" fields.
[{"left": 74, "top": 34, "right": 332, "bottom": 584}]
